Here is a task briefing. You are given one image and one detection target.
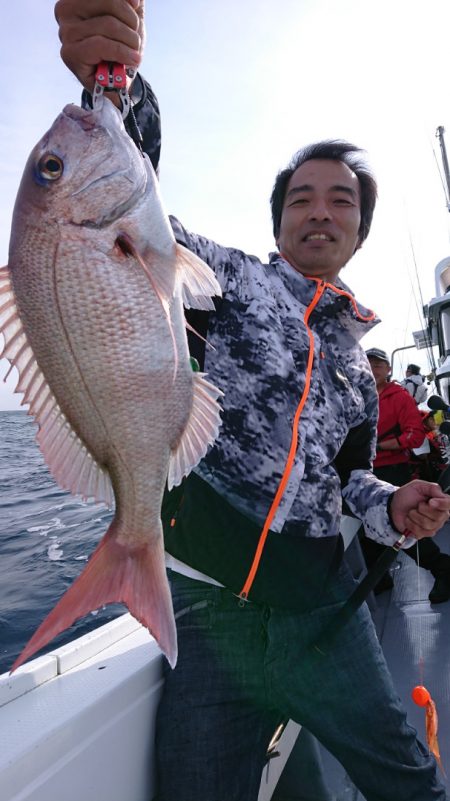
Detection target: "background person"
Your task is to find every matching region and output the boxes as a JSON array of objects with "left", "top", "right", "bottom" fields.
[
  {"left": 410, "top": 411, "right": 449, "bottom": 483},
  {"left": 401, "top": 363, "right": 428, "bottom": 405},
  {"left": 362, "top": 348, "right": 450, "bottom": 603}
]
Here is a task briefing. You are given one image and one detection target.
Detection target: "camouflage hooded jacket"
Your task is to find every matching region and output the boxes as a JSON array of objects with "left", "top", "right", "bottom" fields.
[
  {"left": 168, "top": 221, "right": 396, "bottom": 543},
  {"left": 94, "top": 77, "right": 405, "bottom": 603}
]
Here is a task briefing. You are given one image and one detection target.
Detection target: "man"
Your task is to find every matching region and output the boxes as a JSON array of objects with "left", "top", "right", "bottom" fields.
[
  {"left": 402, "top": 363, "right": 428, "bottom": 405},
  {"left": 363, "top": 348, "right": 450, "bottom": 603},
  {"left": 366, "top": 349, "right": 427, "bottom": 484},
  {"left": 54, "top": 3, "right": 450, "bottom": 799}
]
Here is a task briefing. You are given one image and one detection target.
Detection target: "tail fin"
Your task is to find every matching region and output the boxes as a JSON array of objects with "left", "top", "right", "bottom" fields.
[{"left": 11, "top": 523, "right": 177, "bottom": 672}]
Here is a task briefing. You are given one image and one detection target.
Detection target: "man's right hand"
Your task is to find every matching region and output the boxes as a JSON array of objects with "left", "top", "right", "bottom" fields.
[{"left": 54, "top": 0, "right": 145, "bottom": 94}]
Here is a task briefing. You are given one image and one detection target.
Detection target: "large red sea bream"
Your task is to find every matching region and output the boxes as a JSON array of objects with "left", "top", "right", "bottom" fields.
[{"left": 0, "top": 100, "right": 222, "bottom": 671}]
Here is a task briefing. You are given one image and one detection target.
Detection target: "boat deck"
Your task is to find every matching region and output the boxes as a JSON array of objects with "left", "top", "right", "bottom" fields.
[{"left": 280, "top": 523, "right": 450, "bottom": 799}]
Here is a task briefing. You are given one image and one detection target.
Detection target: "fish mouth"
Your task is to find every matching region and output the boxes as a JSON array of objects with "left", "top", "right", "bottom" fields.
[{"left": 63, "top": 101, "right": 123, "bottom": 132}]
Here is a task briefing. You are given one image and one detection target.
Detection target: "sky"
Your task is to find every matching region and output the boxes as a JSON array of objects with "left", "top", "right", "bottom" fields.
[{"left": 1, "top": 0, "right": 450, "bottom": 409}]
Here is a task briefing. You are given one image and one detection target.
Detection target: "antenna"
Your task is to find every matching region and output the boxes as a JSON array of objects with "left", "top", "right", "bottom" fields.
[{"left": 436, "top": 126, "right": 450, "bottom": 212}]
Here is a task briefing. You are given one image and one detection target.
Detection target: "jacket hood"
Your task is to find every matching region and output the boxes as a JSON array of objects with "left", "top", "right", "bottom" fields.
[{"left": 405, "top": 374, "right": 424, "bottom": 386}]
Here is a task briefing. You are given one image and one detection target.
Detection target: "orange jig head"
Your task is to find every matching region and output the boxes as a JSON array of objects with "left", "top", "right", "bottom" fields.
[{"left": 412, "top": 685, "right": 431, "bottom": 707}]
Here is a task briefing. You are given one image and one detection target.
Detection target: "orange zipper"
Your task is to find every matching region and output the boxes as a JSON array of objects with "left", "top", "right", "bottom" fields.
[
  {"left": 238, "top": 273, "right": 375, "bottom": 602},
  {"left": 238, "top": 279, "right": 326, "bottom": 601}
]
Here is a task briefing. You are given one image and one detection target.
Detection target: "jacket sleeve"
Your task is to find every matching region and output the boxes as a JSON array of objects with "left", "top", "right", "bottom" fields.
[
  {"left": 336, "top": 419, "right": 414, "bottom": 548},
  {"left": 168, "top": 216, "right": 262, "bottom": 295}
]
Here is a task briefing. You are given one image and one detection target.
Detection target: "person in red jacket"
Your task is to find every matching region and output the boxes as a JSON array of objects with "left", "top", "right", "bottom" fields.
[{"left": 362, "top": 348, "right": 450, "bottom": 602}]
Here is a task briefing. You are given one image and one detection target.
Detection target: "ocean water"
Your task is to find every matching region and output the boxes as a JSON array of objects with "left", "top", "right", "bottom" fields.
[{"left": 0, "top": 410, "right": 124, "bottom": 675}]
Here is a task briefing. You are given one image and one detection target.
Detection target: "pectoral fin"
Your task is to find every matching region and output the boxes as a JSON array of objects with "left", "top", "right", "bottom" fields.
[
  {"left": 168, "top": 371, "right": 223, "bottom": 489},
  {"left": 176, "top": 244, "right": 222, "bottom": 310}
]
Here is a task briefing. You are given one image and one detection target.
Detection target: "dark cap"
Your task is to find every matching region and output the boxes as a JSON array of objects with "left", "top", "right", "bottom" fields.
[{"left": 365, "top": 347, "right": 390, "bottom": 364}]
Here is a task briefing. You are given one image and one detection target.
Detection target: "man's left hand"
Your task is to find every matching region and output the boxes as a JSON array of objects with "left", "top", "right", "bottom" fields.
[{"left": 390, "top": 480, "right": 450, "bottom": 539}]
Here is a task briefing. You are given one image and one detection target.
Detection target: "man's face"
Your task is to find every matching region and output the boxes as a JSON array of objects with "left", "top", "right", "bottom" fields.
[
  {"left": 368, "top": 357, "right": 391, "bottom": 388},
  {"left": 277, "top": 159, "right": 362, "bottom": 282}
]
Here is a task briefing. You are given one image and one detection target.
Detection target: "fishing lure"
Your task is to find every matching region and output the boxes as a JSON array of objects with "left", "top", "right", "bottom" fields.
[{"left": 412, "top": 685, "right": 445, "bottom": 774}]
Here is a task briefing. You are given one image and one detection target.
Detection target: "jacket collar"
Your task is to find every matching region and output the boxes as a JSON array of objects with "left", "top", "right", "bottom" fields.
[{"left": 268, "top": 252, "right": 380, "bottom": 340}]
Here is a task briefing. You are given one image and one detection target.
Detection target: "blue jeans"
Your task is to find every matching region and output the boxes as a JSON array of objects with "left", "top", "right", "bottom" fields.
[{"left": 155, "top": 566, "right": 446, "bottom": 801}]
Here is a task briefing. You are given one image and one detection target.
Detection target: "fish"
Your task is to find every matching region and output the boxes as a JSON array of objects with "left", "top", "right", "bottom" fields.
[{"left": 0, "top": 99, "right": 223, "bottom": 672}]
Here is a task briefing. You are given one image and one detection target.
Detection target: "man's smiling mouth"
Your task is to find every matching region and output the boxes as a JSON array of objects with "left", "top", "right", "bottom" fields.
[{"left": 303, "top": 232, "right": 334, "bottom": 242}]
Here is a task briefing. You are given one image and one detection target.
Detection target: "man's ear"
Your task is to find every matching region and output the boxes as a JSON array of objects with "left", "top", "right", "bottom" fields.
[{"left": 353, "top": 237, "right": 363, "bottom": 254}]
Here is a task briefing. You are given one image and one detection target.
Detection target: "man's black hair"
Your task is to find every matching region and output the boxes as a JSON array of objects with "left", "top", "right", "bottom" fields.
[
  {"left": 270, "top": 140, "right": 378, "bottom": 242},
  {"left": 407, "top": 364, "right": 421, "bottom": 375}
]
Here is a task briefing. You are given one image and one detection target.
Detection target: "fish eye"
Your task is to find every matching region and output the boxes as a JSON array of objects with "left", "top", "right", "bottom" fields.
[{"left": 38, "top": 154, "right": 64, "bottom": 181}]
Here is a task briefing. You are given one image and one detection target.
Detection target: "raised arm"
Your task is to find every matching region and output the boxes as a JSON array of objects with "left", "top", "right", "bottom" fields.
[
  {"left": 54, "top": 0, "right": 144, "bottom": 95},
  {"left": 55, "top": 1, "right": 160, "bottom": 170}
]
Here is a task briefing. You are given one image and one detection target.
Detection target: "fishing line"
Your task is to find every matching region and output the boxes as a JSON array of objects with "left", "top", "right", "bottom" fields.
[{"left": 415, "top": 540, "right": 424, "bottom": 687}]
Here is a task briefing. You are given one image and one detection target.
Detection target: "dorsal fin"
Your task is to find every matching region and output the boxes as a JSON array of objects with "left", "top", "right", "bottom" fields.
[
  {"left": 167, "top": 371, "right": 223, "bottom": 489},
  {"left": 0, "top": 266, "right": 114, "bottom": 507}
]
